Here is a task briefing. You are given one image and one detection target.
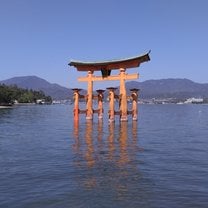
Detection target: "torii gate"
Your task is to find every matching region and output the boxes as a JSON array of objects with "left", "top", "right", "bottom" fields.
[{"left": 69, "top": 52, "right": 150, "bottom": 121}]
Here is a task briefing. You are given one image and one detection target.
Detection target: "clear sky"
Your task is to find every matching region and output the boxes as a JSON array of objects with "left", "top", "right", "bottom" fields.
[{"left": 0, "top": 0, "right": 208, "bottom": 89}]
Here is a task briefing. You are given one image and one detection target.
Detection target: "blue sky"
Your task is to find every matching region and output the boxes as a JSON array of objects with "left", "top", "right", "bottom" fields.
[{"left": 0, "top": 0, "right": 208, "bottom": 89}]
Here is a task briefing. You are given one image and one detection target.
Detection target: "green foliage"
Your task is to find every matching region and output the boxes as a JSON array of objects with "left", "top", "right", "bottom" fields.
[{"left": 0, "top": 84, "right": 52, "bottom": 105}]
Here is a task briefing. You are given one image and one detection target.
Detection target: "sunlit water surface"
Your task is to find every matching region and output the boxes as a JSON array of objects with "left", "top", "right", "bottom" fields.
[{"left": 0, "top": 104, "right": 208, "bottom": 208}]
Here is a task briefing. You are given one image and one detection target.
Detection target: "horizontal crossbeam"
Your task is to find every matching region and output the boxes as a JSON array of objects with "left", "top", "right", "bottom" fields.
[{"left": 78, "top": 73, "right": 139, "bottom": 82}]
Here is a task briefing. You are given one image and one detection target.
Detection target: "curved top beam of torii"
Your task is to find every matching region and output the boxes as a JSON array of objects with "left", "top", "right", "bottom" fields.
[{"left": 69, "top": 51, "right": 151, "bottom": 72}]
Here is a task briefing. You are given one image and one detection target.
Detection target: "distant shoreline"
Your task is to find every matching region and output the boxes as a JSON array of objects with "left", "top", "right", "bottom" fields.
[{"left": 0, "top": 105, "right": 13, "bottom": 109}]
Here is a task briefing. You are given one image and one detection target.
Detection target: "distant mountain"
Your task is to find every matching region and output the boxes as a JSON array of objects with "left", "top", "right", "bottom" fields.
[
  {"left": 125, "top": 78, "right": 208, "bottom": 99},
  {"left": 1, "top": 76, "right": 208, "bottom": 100},
  {"left": 0, "top": 76, "right": 72, "bottom": 100}
]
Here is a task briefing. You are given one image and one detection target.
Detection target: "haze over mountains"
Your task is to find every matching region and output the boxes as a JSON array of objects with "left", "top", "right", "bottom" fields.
[{"left": 1, "top": 76, "right": 208, "bottom": 100}]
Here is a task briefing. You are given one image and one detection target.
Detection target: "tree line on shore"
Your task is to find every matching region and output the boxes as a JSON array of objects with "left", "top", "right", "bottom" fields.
[{"left": 0, "top": 84, "right": 52, "bottom": 105}]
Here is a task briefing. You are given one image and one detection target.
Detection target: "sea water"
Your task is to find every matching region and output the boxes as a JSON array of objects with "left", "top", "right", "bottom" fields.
[{"left": 0, "top": 104, "right": 208, "bottom": 208}]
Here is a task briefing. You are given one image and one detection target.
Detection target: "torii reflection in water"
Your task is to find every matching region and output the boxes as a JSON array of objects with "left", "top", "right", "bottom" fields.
[
  {"left": 72, "top": 119, "right": 142, "bottom": 168},
  {"left": 71, "top": 120, "right": 144, "bottom": 196}
]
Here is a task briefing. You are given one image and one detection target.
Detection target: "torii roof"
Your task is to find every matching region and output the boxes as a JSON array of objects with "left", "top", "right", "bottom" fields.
[{"left": 69, "top": 51, "right": 150, "bottom": 71}]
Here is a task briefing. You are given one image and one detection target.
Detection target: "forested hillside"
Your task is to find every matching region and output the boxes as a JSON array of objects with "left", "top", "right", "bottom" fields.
[{"left": 0, "top": 84, "right": 52, "bottom": 105}]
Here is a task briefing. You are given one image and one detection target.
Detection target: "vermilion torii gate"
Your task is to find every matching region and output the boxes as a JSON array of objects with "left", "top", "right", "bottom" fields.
[{"left": 69, "top": 52, "right": 150, "bottom": 122}]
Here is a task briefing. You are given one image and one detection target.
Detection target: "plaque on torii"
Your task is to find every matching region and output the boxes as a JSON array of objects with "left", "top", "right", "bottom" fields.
[{"left": 69, "top": 52, "right": 150, "bottom": 122}]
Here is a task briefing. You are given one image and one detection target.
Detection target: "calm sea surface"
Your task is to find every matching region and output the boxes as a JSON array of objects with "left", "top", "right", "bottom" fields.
[{"left": 0, "top": 104, "right": 208, "bottom": 208}]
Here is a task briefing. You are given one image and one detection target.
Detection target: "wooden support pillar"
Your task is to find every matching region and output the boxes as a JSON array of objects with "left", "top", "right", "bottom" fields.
[
  {"left": 86, "top": 71, "right": 93, "bottom": 120},
  {"left": 130, "top": 88, "right": 139, "bottom": 121},
  {"left": 107, "top": 87, "right": 117, "bottom": 122},
  {"left": 96, "top": 89, "right": 105, "bottom": 119},
  {"left": 119, "top": 68, "right": 128, "bottom": 121},
  {"left": 72, "top": 88, "right": 82, "bottom": 120}
]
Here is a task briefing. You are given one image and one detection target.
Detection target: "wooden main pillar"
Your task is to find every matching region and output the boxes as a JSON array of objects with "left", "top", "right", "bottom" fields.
[
  {"left": 86, "top": 71, "right": 93, "bottom": 120},
  {"left": 130, "top": 88, "right": 139, "bottom": 121},
  {"left": 72, "top": 88, "right": 82, "bottom": 120},
  {"left": 107, "top": 87, "right": 117, "bottom": 122},
  {"left": 119, "top": 68, "right": 128, "bottom": 122},
  {"left": 96, "top": 89, "right": 105, "bottom": 119}
]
